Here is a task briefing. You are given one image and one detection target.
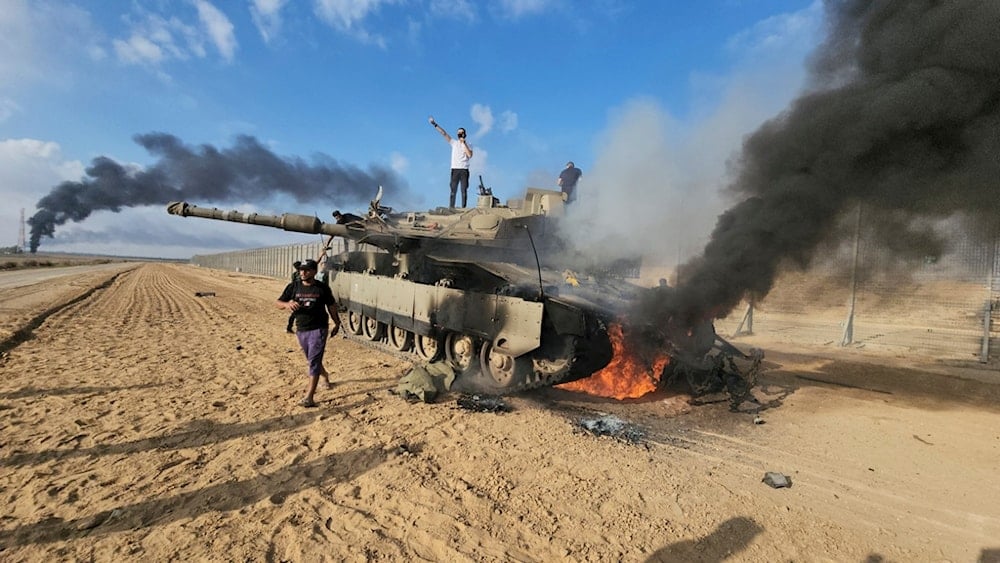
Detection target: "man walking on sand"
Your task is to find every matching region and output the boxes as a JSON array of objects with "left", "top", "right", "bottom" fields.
[{"left": 276, "top": 259, "right": 341, "bottom": 407}]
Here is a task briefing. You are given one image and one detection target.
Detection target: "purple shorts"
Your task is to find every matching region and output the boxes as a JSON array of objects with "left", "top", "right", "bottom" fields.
[{"left": 295, "top": 327, "right": 328, "bottom": 376}]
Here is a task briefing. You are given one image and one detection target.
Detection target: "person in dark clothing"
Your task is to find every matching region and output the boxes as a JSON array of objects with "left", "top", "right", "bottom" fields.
[
  {"left": 333, "top": 210, "right": 364, "bottom": 224},
  {"left": 557, "top": 161, "right": 583, "bottom": 204},
  {"left": 285, "top": 245, "right": 334, "bottom": 333},
  {"left": 276, "top": 259, "right": 342, "bottom": 407}
]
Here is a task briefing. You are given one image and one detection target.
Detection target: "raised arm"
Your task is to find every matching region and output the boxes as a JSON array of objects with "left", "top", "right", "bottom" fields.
[{"left": 429, "top": 116, "right": 452, "bottom": 142}]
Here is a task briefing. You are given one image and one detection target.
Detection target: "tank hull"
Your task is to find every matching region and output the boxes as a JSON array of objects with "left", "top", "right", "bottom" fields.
[{"left": 326, "top": 252, "right": 615, "bottom": 393}]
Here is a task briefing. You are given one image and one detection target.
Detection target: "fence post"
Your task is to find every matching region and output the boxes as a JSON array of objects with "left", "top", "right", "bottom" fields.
[
  {"left": 734, "top": 297, "right": 754, "bottom": 336},
  {"left": 841, "top": 203, "right": 863, "bottom": 346},
  {"left": 982, "top": 226, "right": 999, "bottom": 363}
]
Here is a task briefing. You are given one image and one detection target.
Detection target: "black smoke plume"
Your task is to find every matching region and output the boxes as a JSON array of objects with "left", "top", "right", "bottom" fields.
[
  {"left": 28, "top": 133, "right": 404, "bottom": 252},
  {"left": 660, "top": 0, "right": 1000, "bottom": 326}
]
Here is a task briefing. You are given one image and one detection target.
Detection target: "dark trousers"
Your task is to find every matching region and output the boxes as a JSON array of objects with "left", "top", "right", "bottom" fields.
[
  {"left": 563, "top": 185, "right": 577, "bottom": 204},
  {"left": 450, "top": 168, "right": 470, "bottom": 208}
]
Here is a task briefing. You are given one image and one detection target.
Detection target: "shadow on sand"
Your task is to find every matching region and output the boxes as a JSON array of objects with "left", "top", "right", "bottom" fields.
[
  {"left": 0, "top": 445, "right": 388, "bottom": 547},
  {"left": 645, "top": 516, "right": 763, "bottom": 562},
  {"left": 1, "top": 395, "right": 376, "bottom": 468}
]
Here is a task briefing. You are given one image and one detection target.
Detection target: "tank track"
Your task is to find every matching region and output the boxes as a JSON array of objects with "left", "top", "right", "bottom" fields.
[{"left": 333, "top": 313, "right": 608, "bottom": 395}]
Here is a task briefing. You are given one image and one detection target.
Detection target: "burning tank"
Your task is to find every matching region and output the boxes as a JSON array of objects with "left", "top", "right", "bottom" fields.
[{"left": 167, "top": 184, "right": 761, "bottom": 405}]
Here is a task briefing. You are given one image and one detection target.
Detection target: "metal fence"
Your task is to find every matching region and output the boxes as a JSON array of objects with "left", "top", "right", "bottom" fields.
[
  {"left": 190, "top": 238, "right": 354, "bottom": 279},
  {"left": 190, "top": 221, "right": 1000, "bottom": 365},
  {"left": 715, "top": 218, "right": 1000, "bottom": 364}
]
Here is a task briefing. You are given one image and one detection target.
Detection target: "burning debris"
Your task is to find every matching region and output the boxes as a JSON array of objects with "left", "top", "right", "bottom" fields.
[
  {"left": 559, "top": 315, "right": 763, "bottom": 412},
  {"left": 557, "top": 323, "right": 668, "bottom": 400}
]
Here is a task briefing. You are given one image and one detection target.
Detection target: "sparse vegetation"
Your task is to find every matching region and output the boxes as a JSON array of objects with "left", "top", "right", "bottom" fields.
[{"left": 0, "top": 254, "right": 119, "bottom": 271}]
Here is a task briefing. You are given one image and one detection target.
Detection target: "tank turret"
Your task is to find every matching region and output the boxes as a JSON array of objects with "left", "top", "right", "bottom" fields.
[{"left": 169, "top": 185, "right": 569, "bottom": 267}]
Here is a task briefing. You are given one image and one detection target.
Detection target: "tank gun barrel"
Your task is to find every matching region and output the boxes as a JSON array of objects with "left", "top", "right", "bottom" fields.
[{"left": 166, "top": 201, "right": 350, "bottom": 238}]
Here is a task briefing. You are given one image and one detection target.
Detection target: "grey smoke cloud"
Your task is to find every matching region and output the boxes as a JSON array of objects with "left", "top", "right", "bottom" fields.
[
  {"left": 28, "top": 133, "right": 405, "bottom": 251},
  {"left": 664, "top": 0, "right": 1000, "bottom": 325}
]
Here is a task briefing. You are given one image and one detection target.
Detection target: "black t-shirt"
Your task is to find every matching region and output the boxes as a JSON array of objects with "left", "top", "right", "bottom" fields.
[
  {"left": 559, "top": 167, "right": 582, "bottom": 192},
  {"left": 279, "top": 280, "right": 335, "bottom": 331}
]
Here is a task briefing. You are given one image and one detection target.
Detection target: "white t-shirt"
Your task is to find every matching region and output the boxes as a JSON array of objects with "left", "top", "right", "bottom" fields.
[{"left": 450, "top": 139, "right": 471, "bottom": 169}]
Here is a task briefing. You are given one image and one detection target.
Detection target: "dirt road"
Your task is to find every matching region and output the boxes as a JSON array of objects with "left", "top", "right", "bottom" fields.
[{"left": 1, "top": 263, "right": 998, "bottom": 561}]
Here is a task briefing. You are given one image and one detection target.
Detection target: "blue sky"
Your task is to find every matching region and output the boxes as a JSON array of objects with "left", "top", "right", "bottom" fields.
[{"left": 0, "top": 0, "right": 823, "bottom": 259}]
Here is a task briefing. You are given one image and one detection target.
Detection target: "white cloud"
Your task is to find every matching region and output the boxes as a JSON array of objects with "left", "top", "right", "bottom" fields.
[
  {"left": 389, "top": 151, "right": 409, "bottom": 174},
  {"left": 193, "top": 0, "right": 238, "bottom": 61},
  {"left": 470, "top": 105, "right": 517, "bottom": 138},
  {"left": 726, "top": 0, "right": 822, "bottom": 57},
  {"left": 498, "top": 110, "right": 518, "bottom": 133},
  {"left": 313, "top": 0, "right": 396, "bottom": 47},
  {"left": 0, "top": 98, "right": 22, "bottom": 123},
  {"left": 114, "top": 34, "right": 166, "bottom": 65},
  {"left": 470, "top": 103, "right": 494, "bottom": 138},
  {"left": 429, "top": 0, "right": 476, "bottom": 22},
  {"left": 114, "top": 14, "right": 199, "bottom": 66},
  {"left": 0, "top": 1, "right": 105, "bottom": 87},
  {"left": 0, "top": 138, "right": 84, "bottom": 195},
  {"left": 0, "top": 138, "right": 85, "bottom": 248},
  {"left": 251, "top": 0, "right": 289, "bottom": 42},
  {"left": 113, "top": 4, "right": 239, "bottom": 68},
  {"left": 0, "top": 0, "right": 36, "bottom": 83},
  {"left": 497, "top": 0, "right": 552, "bottom": 19}
]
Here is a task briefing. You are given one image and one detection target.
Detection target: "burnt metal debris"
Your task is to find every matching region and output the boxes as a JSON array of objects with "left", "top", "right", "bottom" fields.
[
  {"left": 577, "top": 414, "right": 645, "bottom": 444},
  {"left": 456, "top": 394, "right": 511, "bottom": 413},
  {"left": 762, "top": 472, "right": 792, "bottom": 489}
]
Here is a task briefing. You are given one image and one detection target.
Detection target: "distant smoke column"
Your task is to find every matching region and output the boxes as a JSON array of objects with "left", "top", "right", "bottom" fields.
[
  {"left": 27, "top": 133, "right": 404, "bottom": 252},
  {"left": 670, "top": 0, "right": 1000, "bottom": 324}
]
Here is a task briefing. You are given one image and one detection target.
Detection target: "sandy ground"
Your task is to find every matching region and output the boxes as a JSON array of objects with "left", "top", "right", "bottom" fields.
[{"left": 1, "top": 263, "right": 998, "bottom": 562}]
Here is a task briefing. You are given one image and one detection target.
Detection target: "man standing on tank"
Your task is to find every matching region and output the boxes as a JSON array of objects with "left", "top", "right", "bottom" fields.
[
  {"left": 276, "top": 259, "right": 341, "bottom": 407},
  {"left": 428, "top": 116, "right": 473, "bottom": 208},
  {"left": 557, "top": 161, "right": 583, "bottom": 204}
]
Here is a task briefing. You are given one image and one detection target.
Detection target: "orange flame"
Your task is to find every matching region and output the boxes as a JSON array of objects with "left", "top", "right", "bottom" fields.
[{"left": 557, "top": 323, "right": 669, "bottom": 400}]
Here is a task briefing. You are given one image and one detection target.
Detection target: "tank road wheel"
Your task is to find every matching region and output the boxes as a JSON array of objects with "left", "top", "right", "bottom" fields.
[
  {"left": 415, "top": 334, "right": 443, "bottom": 361},
  {"left": 531, "top": 334, "right": 575, "bottom": 385},
  {"left": 445, "top": 333, "right": 479, "bottom": 374},
  {"left": 388, "top": 325, "right": 413, "bottom": 352},
  {"left": 362, "top": 315, "right": 384, "bottom": 341},
  {"left": 347, "top": 310, "right": 364, "bottom": 335},
  {"left": 479, "top": 342, "right": 531, "bottom": 389}
]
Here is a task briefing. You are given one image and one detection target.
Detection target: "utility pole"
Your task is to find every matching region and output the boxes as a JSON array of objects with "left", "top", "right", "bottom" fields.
[{"left": 17, "top": 208, "right": 26, "bottom": 253}]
